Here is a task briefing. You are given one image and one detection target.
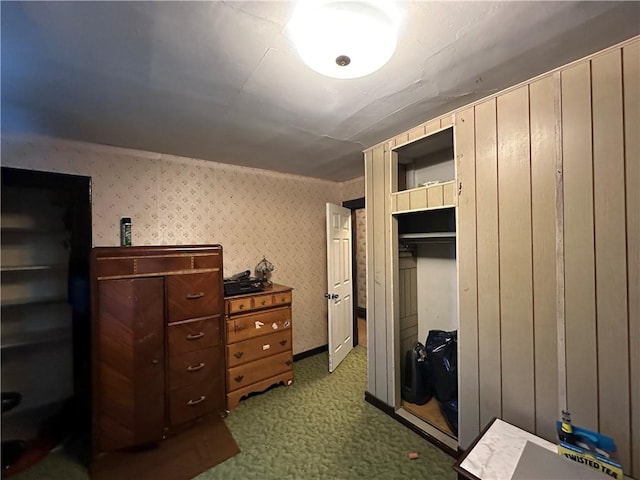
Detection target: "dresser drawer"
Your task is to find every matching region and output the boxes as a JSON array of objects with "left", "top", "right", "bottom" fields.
[
  {"left": 168, "top": 317, "right": 220, "bottom": 355},
  {"left": 168, "top": 347, "right": 220, "bottom": 391},
  {"left": 94, "top": 257, "right": 134, "bottom": 278},
  {"left": 136, "top": 255, "right": 191, "bottom": 275},
  {"left": 227, "top": 351, "right": 293, "bottom": 392},
  {"left": 169, "top": 378, "right": 223, "bottom": 427},
  {"left": 227, "top": 297, "right": 252, "bottom": 314},
  {"left": 272, "top": 291, "right": 292, "bottom": 306},
  {"left": 226, "top": 329, "right": 292, "bottom": 368},
  {"left": 252, "top": 293, "right": 273, "bottom": 309},
  {"left": 167, "top": 272, "right": 221, "bottom": 323},
  {"left": 193, "top": 253, "right": 221, "bottom": 269},
  {"left": 226, "top": 306, "right": 291, "bottom": 344}
]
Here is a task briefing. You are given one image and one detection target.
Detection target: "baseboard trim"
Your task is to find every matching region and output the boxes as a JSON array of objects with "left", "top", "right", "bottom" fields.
[
  {"left": 364, "top": 391, "right": 458, "bottom": 458},
  {"left": 293, "top": 344, "right": 328, "bottom": 362},
  {"left": 364, "top": 390, "right": 394, "bottom": 415}
]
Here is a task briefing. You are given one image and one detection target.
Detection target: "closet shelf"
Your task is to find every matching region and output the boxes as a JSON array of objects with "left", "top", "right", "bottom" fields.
[
  {"left": 1, "top": 327, "right": 71, "bottom": 350},
  {"left": 399, "top": 232, "right": 456, "bottom": 244},
  {"left": 1, "top": 226, "right": 67, "bottom": 234},
  {"left": 1, "top": 265, "right": 66, "bottom": 272},
  {"left": 1, "top": 297, "right": 68, "bottom": 309}
]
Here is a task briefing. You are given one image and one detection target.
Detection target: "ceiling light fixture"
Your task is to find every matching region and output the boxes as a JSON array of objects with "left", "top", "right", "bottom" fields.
[{"left": 287, "top": 0, "right": 399, "bottom": 79}]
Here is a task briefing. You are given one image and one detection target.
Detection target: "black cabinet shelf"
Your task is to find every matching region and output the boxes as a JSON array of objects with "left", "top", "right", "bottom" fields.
[
  {"left": 1, "top": 297, "right": 68, "bottom": 309},
  {"left": 1, "top": 328, "right": 71, "bottom": 350},
  {"left": 1, "top": 264, "right": 66, "bottom": 273}
]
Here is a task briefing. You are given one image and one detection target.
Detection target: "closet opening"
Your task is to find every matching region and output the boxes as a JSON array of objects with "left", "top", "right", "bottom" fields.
[
  {"left": 390, "top": 124, "right": 458, "bottom": 451},
  {"left": 343, "top": 197, "right": 366, "bottom": 348},
  {"left": 394, "top": 207, "right": 458, "bottom": 446},
  {"left": 1, "top": 167, "right": 92, "bottom": 474}
]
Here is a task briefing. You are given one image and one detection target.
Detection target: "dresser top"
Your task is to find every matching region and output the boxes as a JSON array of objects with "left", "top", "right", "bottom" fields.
[
  {"left": 92, "top": 245, "right": 222, "bottom": 258},
  {"left": 224, "top": 283, "right": 292, "bottom": 300}
]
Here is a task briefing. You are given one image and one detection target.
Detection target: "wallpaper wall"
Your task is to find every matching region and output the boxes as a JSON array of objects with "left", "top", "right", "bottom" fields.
[
  {"left": 341, "top": 176, "right": 365, "bottom": 201},
  {"left": 355, "top": 208, "right": 367, "bottom": 309},
  {"left": 1, "top": 134, "right": 365, "bottom": 354},
  {"left": 340, "top": 175, "right": 366, "bottom": 310}
]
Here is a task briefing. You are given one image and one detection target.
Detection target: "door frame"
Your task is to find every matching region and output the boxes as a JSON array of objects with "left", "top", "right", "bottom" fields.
[{"left": 342, "top": 197, "right": 365, "bottom": 347}]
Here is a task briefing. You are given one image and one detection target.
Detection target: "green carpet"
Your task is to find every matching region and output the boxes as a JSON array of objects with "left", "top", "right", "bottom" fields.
[
  {"left": 197, "top": 346, "right": 455, "bottom": 479},
  {"left": 10, "top": 347, "right": 456, "bottom": 479}
]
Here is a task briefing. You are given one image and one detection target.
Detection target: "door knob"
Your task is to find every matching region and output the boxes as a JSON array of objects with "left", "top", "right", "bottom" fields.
[{"left": 324, "top": 293, "right": 339, "bottom": 299}]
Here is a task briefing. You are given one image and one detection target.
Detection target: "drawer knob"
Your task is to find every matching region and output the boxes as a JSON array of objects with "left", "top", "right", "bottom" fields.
[
  {"left": 285, "top": 360, "right": 293, "bottom": 366},
  {"left": 187, "top": 395, "right": 206, "bottom": 406},
  {"left": 239, "top": 304, "right": 245, "bottom": 310},
  {"left": 234, "top": 375, "right": 244, "bottom": 383},
  {"left": 187, "top": 362, "right": 205, "bottom": 372},
  {"left": 261, "top": 300, "right": 266, "bottom": 305},
  {"left": 186, "top": 292, "right": 204, "bottom": 300},
  {"left": 279, "top": 340, "right": 287, "bottom": 346},
  {"left": 152, "top": 359, "right": 159, "bottom": 365},
  {"left": 186, "top": 332, "right": 204, "bottom": 340},
  {"left": 234, "top": 352, "right": 244, "bottom": 359}
]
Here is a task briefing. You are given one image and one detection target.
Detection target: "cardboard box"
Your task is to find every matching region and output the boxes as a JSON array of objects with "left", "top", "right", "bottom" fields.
[{"left": 556, "top": 421, "right": 624, "bottom": 479}]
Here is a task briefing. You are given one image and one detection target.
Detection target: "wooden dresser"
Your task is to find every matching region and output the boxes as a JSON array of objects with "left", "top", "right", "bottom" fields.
[
  {"left": 90, "top": 245, "right": 225, "bottom": 454},
  {"left": 225, "top": 284, "right": 294, "bottom": 409}
]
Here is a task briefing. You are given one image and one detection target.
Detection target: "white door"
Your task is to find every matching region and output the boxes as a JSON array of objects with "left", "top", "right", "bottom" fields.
[{"left": 326, "top": 203, "right": 353, "bottom": 372}]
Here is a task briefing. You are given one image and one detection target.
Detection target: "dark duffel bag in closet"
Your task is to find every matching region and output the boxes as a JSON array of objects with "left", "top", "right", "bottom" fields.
[
  {"left": 425, "top": 330, "right": 457, "bottom": 402},
  {"left": 401, "top": 342, "right": 432, "bottom": 405},
  {"left": 439, "top": 398, "right": 459, "bottom": 437}
]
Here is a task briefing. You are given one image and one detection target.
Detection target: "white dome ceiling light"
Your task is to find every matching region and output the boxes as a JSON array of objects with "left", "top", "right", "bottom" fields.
[{"left": 287, "top": 1, "right": 400, "bottom": 79}]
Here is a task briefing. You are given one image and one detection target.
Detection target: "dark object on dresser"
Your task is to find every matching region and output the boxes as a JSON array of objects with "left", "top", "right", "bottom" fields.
[
  {"left": 91, "top": 245, "right": 226, "bottom": 455},
  {"left": 223, "top": 270, "right": 263, "bottom": 296}
]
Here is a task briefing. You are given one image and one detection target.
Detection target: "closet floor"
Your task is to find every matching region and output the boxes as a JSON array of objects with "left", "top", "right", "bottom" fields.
[
  {"left": 357, "top": 316, "right": 367, "bottom": 348},
  {"left": 401, "top": 397, "right": 456, "bottom": 439}
]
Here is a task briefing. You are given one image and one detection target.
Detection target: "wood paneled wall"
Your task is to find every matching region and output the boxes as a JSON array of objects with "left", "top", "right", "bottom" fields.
[
  {"left": 456, "top": 75, "right": 561, "bottom": 444},
  {"left": 457, "top": 41, "right": 639, "bottom": 472},
  {"left": 398, "top": 251, "right": 418, "bottom": 358},
  {"left": 365, "top": 36, "right": 639, "bottom": 476}
]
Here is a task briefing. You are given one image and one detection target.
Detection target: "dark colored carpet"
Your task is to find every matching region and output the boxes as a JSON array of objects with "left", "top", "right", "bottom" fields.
[{"left": 90, "top": 414, "right": 239, "bottom": 480}]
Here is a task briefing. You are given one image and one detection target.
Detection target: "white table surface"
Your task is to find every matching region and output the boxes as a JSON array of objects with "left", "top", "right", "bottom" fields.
[{"left": 457, "top": 418, "right": 557, "bottom": 480}]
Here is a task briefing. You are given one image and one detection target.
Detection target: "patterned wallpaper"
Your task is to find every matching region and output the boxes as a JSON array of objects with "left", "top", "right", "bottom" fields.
[
  {"left": 1, "top": 134, "right": 365, "bottom": 354},
  {"left": 341, "top": 176, "right": 365, "bottom": 202},
  {"left": 340, "top": 175, "right": 366, "bottom": 310},
  {"left": 355, "top": 208, "right": 367, "bottom": 309}
]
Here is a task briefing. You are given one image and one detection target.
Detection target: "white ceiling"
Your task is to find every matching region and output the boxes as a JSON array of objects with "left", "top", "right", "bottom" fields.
[{"left": 2, "top": 1, "right": 639, "bottom": 182}]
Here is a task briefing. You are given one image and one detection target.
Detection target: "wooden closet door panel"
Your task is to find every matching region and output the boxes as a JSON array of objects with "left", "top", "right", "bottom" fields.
[
  {"left": 97, "top": 277, "right": 165, "bottom": 451},
  {"left": 497, "top": 86, "right": 535, "bottom": 433},
  {"left": 623, "top": 40, "right": 640, "bottom": 479},
  {"left": 592, "top": 49, "right": 630, "bottom": 471},
  {"left": 475, "top": 98, "right": 501, "bottom": 430},
  {"left": 529, "top": 73, "right": 560, "bottom": 442},
  {"left": 456, "top": 107, "right": 480, "bottom": 447},
  {"left": 561, "top": 61, "right": 598, "bottom": 430}
]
